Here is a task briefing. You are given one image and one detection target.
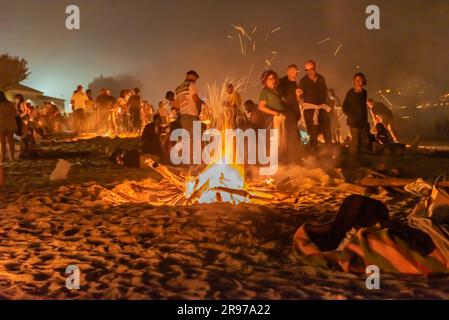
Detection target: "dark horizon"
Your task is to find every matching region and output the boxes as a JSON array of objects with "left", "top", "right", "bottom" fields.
[{"left": 1, "top": 0, "right": 448, "bottom": 109}]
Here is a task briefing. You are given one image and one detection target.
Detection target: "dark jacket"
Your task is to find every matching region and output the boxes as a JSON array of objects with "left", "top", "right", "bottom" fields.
[
  {"left": 278, "top": 76, "right": 300, "bottom": 118},
  {"left": 298, "top": 74, "right": 328, "bottom": 105},
  {"left": 342, "top": 88, "right": 369, "bottom": 129}
]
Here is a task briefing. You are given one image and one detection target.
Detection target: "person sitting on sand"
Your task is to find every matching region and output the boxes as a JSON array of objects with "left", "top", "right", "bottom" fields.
[
  {"left": 140, "top": 114, "right": 164, "bottom": 162},
  {"left": 159, "top": 91, "right": 175, "bottom": 126}
]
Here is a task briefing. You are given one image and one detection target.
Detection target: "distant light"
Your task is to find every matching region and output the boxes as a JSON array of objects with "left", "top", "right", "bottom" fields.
[
  {"left": 386, "top": 89, "right": 391, "bottom": 93},
  {"left": 402, "top": 116, "right": 410, "bottom": 119}
]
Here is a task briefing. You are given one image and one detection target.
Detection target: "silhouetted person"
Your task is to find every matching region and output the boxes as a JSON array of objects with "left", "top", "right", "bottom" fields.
[
  {"left": 342, "top": 73, "right": 370, "bottom": 167},
  {"left": 127, "top": 89, "right": 142, "bottom": 133},
  {"left": 0, "top": 91, "right": 17, "bottom": 162},
  {"left": 279, "top": 64, "right": 302, "bottom": 162},
  {"left": 367, "top": 98, "right": 399, "bottom": 143},
  {"left": 224, "top": 83, "right": 243, "bottom": 129},
  {"left": 141, "top": 114, "right": 163, "bottom": 159},
  {"left": 96, "top": 89, "right": 116, "bottom": 133}
]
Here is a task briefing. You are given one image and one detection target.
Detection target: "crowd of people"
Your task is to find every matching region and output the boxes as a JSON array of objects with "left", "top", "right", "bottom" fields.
[
  {"left": 0, "top": 91, "right": 68, "bottom": 162},
  {"left": 151, "top": 63, "right": 402, "bottom": 168},
  {"left": 0, "top": 60, "right": 402, "bottom": 169},
  {"left": 70, "top": 85, "right": 155, "bottom": 135}
]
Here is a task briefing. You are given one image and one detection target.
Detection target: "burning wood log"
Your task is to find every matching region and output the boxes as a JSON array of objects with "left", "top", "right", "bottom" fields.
[
  {"left": 213, "top": 186, "right": 283, "bottom": 203},
  {"left": 144, "top": 159, "right": 184, "bottom": 190},
  {"left": 359, "top": 177, "right": 414, "bottom": 188}
]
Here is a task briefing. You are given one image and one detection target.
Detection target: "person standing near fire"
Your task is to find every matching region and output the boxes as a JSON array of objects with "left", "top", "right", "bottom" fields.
[
  {"left": 0, "top": 91, "right": 17, "bottom": 163},
  {"left": 174, "top": 70, "right": 204, "bottom": 138},
  {"left": 279, "top": 64, "right": 303, "bottom": 162},
  {"left": 342, "top": 73, "right": 370, "bottom": 167},
  {"left": 96, "top": 88, "right": 116, "bottom": 134},
  {"left": 114, "top": 89, "right": 132, "bottom": 134},
  {"left": 258, "top": 70, "right": 288, "bottom": 158},
  {"left": 298, "top": 60, "right": 332, "bottom": 152},
  {"left": 127, "top": 88, "right": 143, "bottom": 134},
  {"left": 224, "top": 83, "right": 243, "bottom": 129},
  {"left": 70, "top": 85, "right": 89, "bottom": 135},
  {"left": 85, "top": 89, "right": 96, "bottom": 132}
]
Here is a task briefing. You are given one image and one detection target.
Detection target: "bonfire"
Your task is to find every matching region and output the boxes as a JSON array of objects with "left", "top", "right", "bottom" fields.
[{"left": 100, "top": 80, "right": 300, "bottom": 207}]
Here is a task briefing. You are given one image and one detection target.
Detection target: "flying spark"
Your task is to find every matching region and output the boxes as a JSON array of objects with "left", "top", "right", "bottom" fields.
[
  {"left": 231, "top": 24, "right": 246, "bottom": 35},
  {"left": 380, "top": 94, "right": 394, "bottom": 107},
  {"left": 317, "top": 37, "right": 332, "bottom": 45},
  {"left": 334, "top": 44, "right": 343, "bottom": 56},
  {"left": 238, "top": 34, "right": 244, "bottom": 55}
]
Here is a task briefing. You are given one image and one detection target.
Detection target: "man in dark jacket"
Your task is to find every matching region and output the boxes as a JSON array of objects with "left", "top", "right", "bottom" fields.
[
  {"left": 298, "top": 60, "right": 332, "bottom": 151},
  {"left": 278, "top": 64, "right": 302, "bottom": 162}
]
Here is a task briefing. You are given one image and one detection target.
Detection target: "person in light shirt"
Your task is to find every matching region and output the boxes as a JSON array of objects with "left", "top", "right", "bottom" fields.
[
  {"left": 70, "top": 85, "right": 89, "bottom": 134},
  {"left": 174, "top": 70, "right": 204, "bottom": 137}
]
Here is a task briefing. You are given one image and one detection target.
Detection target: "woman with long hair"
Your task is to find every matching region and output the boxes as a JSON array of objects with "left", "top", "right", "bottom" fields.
[
  {"left": 0, "top": 91, "right": 18, "bottom": 162},
  {"left": 258, "top": 70, "right": 288, "bottom": 158}
]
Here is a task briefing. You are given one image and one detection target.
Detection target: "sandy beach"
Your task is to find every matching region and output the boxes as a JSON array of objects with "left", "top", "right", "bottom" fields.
[{"left": 1, "top": 136, "right": 449, "bottom": 300}]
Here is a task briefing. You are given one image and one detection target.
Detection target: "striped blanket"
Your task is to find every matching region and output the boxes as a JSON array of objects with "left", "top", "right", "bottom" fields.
[
  {"left": 293, "top": 224, "right": 449, "bottom": 274},
  {"left": 294, "top": 183, "right": 449, "bottom": 274}
]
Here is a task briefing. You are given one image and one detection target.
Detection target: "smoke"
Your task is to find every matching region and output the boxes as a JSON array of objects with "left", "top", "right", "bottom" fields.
[{"left": 88, "top": 74, "right": 142, "bottom": 98}]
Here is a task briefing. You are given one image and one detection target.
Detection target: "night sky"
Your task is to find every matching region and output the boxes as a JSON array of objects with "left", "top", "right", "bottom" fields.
[{"left": 1, "top": 0, "right": 448, "bottom": 109}]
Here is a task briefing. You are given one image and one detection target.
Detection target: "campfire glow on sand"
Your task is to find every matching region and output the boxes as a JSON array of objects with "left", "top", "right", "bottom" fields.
[{"left": 184, "top": 159, "right": 249, "bottom": 205}]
